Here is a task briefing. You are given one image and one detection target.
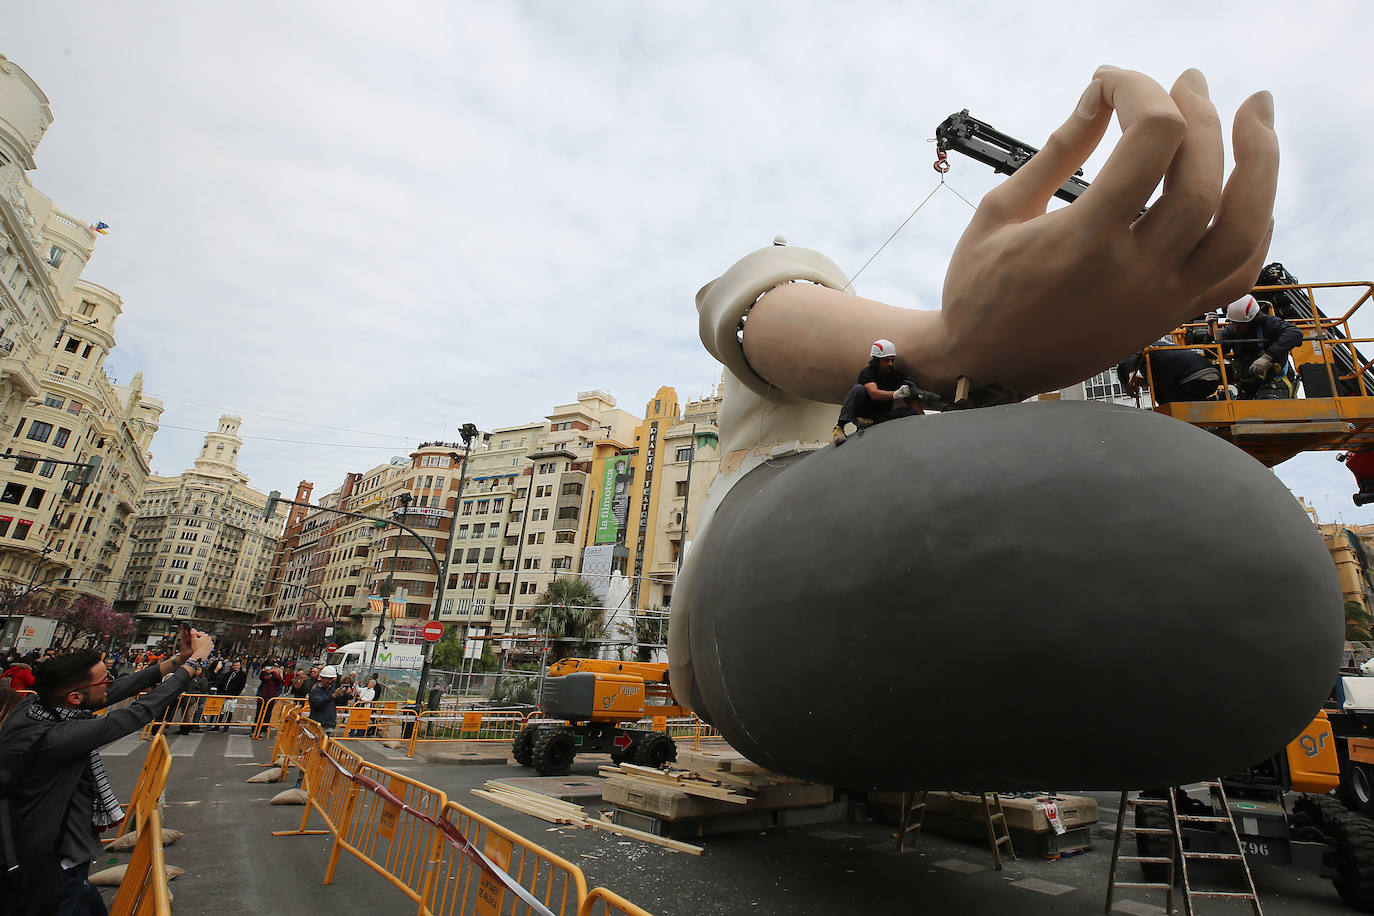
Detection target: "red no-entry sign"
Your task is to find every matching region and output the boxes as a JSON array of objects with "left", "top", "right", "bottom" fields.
[
  {"left": 422, "top": 621, "right": 444, "bottom": 642},
  {"left": 326, "top": 643, "right": 337, "bottom": 653}
]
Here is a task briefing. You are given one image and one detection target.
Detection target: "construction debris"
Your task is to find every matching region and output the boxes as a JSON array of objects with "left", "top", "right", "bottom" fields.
[{"left": 471, "top": 781, "right": 704, "bottom": 856}]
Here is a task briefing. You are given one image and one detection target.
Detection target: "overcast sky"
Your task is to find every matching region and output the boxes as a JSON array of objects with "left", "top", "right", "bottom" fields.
[{"left": 8, "top": 2, "right": 1374, "bottom": 521}]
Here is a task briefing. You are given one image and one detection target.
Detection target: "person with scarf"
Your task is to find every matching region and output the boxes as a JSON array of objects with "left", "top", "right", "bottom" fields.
[{"left": 0, "top": 627, "right": 212, "bottom": 915}]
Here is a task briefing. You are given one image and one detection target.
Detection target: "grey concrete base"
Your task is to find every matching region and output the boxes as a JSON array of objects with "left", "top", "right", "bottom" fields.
[{"left": 678, "top": 401, "right": 1344, "bottom": 790}]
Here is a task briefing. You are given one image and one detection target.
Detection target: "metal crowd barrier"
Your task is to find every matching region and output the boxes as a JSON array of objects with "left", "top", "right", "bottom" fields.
[
  {"left": 109, "top": 803, "right": 172, "bottom": 916},
  {"left": 271, "top": 708, "right": 655, "bottom": 915},
  {"left": 407, "top": 709, "right": 529, "bottom": 755},
  {"left": 108, "top": 725, "right": 171, "bottom": 842},
  {"left": 142, "top": 692, "right": 267, "bottom": 738},
  {"left": 577, "top": 888, "right": 655, "bottom": 916},
  {"left": 323, "top": 703, "right": 417, "bottom": 744}
]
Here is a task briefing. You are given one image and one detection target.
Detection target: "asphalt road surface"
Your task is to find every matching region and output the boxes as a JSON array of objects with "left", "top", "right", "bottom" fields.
[{"left": 94, "top": 730, "right": 1357, "bottom": 916}]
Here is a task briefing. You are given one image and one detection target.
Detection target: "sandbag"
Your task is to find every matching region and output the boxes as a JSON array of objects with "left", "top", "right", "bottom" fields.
[
  {"left": 88, "top": 863, "right": 183, "bottom": 885},
  {"left": 246, "top": 766, "right": 283, "bottom": 784},
  {"left": 270, "top": 787, "right": 308, "bottom": 805},
  {"left": 105, "top": 828, "right": 183, "bottom": 852}
]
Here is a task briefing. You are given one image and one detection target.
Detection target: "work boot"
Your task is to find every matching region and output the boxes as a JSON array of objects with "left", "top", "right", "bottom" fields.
[{"left": 832, "top": 425, "right": 847, "bottom": 445}]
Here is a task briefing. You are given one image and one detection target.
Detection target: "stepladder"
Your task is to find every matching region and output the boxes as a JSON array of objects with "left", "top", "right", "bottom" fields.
[
  {"left": 981, "top": 793, "right": 1015, "bottom": 870},
  {"left": 893, "top": 790, "right": 928, "bottom": 853},
  {"left": 1106, "top": 784, "right": 1263, "bottom": 916}
]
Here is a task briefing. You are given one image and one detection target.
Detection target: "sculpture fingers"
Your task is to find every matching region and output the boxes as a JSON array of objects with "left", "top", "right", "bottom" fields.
[
  {"left": 977, "top": 76, "right": 1112, "bottom": 225},
  {"left": 1193, "top": 219, "right": 1275, "bottom": 315},
  {"left": 1133, "top": 69, "right": 1224, "bottom": 261},
  {"left": 1183, "top": 91, "right": 1279, "bottom": 289},
  {"left": 1074, "top": 66, "right": 1187, "bottom": 229}
]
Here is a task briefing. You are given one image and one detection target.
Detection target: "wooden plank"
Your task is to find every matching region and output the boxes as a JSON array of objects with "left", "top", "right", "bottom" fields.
[{"left": 590, "top": 812, "right": 704, "bottom": 856}]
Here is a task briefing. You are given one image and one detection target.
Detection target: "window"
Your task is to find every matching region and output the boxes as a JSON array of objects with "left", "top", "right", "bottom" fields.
[
  {"left": 461, "top": 501, "right": 473, "bottom": 515},
  {"left": 527, "top": 532, "right": 544, "bottom": 546},
  {"left": 47, "top": 245, "right": 63, "bottom": 268},
  {"left": 552, "top": 556, "right": 572, "bottom": 569},
  {"left": 64, "top": 338, "right": 79, "bottom": 354},
  {"left": 477, "top": 500, "right": 490, "bottom": 514},
  {"left": 25, "top": 421, "right": 52, "bottom": 443},
  {"left": 492, "top": 498, "right": 505, "bottom": 513},
  {"left": 43, "top": 395, "right": 63, "bottom": 409},
  {"left": 25, "top": 488, "right": 44, "bottom": 508},
  {"left": 466, "top": 547, "right": 480, "bottom": 563},
  {"left": 483, "top": 547, "right": 495, "bottom": 563},
  {"left": 534, "top": 508, "right": 549, "bottom": 521},
  {"left": 555, "top": 531, "right": 575, "bottom": 544},
  {"left": 561, "top": 482, "right": 582, "bottom": 497},
  {"left": 12, "top": 454, "right": 35, "bottom": 473},
  {"left": 0, "top": 517, "right": 9, "bottom": 538},
  {"left": 81, "top": 345, "right": 92, "bottom": 359},
  {"left": 472, "top": 523, "right": 485, "bottom": 538},
  {"left": 66, "top": 400, "right": 82, "bottom": 415},
  {"left": 675, "top": 480, "right": 689, "bottom": 497},
  {"left": 556, "top": 506, "right": 579, "bottom": 520},
  {"left": 52, "top": 428, "right": 70, "bottom": 448},
  {"left": 13, "top": 520, "right": 31, "bottom": 540},
  {"left": 456, "top": 525, "right": 468, "bottom": 540},
  {"left": 78, "top": 301, "right": 96, "bottom": 317},
  {"left": 1, "top": 484, "right": 23, "bottom": 504},
  {"left": 676, "top": 447, "right": 693, "bottom": 461},
  {"left": 535, "top": 485, "right": 552, "bottom": 498}
]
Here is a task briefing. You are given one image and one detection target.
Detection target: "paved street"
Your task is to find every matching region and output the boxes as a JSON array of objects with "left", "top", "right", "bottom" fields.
[{"left": 91, "top": 730, "right": 1358, "bottom": 916}]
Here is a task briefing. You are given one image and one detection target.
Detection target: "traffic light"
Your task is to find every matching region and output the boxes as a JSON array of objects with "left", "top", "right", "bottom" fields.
[{"left": 264, "top": 490, "right": 281, "bottom": 520}]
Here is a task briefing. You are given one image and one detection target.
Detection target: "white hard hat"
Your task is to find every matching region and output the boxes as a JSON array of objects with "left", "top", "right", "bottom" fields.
[
  {"left": 871, "top": 339, "right": 897, "bottom": 359},
  {"left": 319, "top": 665, "right": 338, "bottom": 679},
  {"left": 1227, "top": 294, "right": 1261, "bottom": 324}
]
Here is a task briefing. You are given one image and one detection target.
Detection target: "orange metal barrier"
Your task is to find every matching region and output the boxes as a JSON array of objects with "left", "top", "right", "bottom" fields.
[
  {"left": 270, "top": 710, "right": 655, "bottom": 915},
  {"left": 407, "top": 709, "right": 529, "bottom": 756},
  {"left": 109, "top": 726, "right": 171, "bottom": 842},
  {"left": 431, "top": 800, "right": 587, "bottom": 916},
  {"left": 141, "top": 692, "right": 267, "bottom": 738},
  {"left": 109, "top": 805, "right": 172, "bottom": 916},
  {"left": 577, "top": 888, "right": 655, "bottom": 916},
  {"left": 257, "top": 695, "right": 308, "bottom": 740},
  {"left": 324, "top": 704, "right": 417, "bottom": 745}
]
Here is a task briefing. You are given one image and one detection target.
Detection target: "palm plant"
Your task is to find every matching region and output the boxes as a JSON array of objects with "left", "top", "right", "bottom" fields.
[{"left": 530, "top": 576, "right": 604, "bottom": 663}]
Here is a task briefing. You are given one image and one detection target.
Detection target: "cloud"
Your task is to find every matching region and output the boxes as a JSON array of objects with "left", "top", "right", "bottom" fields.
[{"left": 6, "top": 1, "right": 1374, "bottom": 521}]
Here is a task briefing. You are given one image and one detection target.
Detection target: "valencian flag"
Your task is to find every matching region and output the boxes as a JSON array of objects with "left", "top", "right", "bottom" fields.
[{"left": 89, "top": 221, "right": 110, "bottom": 235}]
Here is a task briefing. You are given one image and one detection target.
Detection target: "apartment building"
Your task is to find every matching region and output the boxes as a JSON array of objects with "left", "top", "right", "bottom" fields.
[
  {"left": 0, "top": 55, "right": 162, "bottom": 615},
  {"left": 121, "top": 416, "right": 284, "bottom": 641}
]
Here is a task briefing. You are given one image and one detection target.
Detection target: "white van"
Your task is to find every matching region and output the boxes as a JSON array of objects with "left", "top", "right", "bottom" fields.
[{"left": 325, "top": 640, "right": 425, "bottom": 674}]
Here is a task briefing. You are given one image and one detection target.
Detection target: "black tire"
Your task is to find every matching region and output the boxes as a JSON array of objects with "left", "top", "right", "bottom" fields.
[
  {"left": 1344, "top": 763, "right": 1374, "bottom": 817},
  {"left": 1327, "top": 811, "right": 1374, "bottom": 911},
  {"left": 512, "top": 725, "right": 536, "bottom": 768},
  {"left": 1297, "top": 793, "right": 1350, "bottom": 840},
  {"left": 632, "top": 732, "right": 677, "bottom": 768},
  {"left": 532, "top": 728, "right": 576, "bottom": 776},
  {"left": 1134, "top": 800, "right": 1176, "bottom": 883}
]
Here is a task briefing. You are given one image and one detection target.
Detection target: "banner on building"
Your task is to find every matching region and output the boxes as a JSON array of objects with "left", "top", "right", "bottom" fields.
[
  {"left": 581, "top": 544, "right": 616, "bottom": 600},
  {"left": 595, "top": 456, "right": 632, "bottom": 544}
]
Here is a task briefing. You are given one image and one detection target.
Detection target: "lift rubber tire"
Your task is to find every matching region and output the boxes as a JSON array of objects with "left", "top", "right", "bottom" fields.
[
  {"left": 532, "top": 728, "right": 576, "bottom": 776},
  {"left": 512, "top": 725, "right": 536, "bottom": 768},
  {"left": 1134, "top": 800, "right": 1176, "bottom": 883},
  {"left": 1296, "top": 793, "right": 1353, "bottom": 840},
  {"left": 1326, "top": 811, "right": 1374, "bottom": 912},
  {"left": 1347, "top": 764, "right": 1374, "bottom": 817},
  {"left": 632, "top": 732, "right": 677, "bottom": 768}
]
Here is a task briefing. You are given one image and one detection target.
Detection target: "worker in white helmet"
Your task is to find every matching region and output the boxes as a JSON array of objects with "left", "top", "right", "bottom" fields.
[
  {"left": 832, "top": 338, "right": 924, "bottom": 444},
  {"left": 1219, "top": 293, "right": 1301, "bottom": 399}
]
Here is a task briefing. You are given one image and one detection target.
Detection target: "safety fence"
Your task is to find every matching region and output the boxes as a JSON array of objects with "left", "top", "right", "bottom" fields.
[
  {"left": 272, "top": 707, "right": 655, "bottom": 915},
  {"left": 108, "top": 728, "right": 174, "bottom": 916},
  {"left": 405, "top": 709, "right": 723, "bottom": 757},
  {"left": 109, "top": 726, "right": 172, "bottom": 842},
  {"left": 109, "top": 802, "right": 172, "bottom": 916}
]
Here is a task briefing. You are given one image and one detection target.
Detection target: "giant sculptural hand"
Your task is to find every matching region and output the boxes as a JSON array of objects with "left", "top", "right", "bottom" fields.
[{"left": 742, "top": 67, "right": 1278, "bottom": 401}]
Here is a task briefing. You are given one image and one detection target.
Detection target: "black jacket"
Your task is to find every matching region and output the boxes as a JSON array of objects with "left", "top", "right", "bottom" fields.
[
  {"left": 0, "top": 665, "right": 193, "bottom": 863},
  {"left": 214, "top": 668, "right": 247, "bottom": 697},
  {"left": 1220, "top": 313, "right": 1302, "bottom": 366}
]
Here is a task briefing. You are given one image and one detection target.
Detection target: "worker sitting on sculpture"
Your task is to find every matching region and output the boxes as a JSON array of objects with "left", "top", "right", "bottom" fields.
[
  {"left": 668, "top": 67, "right": 1343, "bottom": 791},
  {"left": 1220, "top": 293, "right": 1302, "bottom": 399},
  {"left": 832, "top": 338, "right": 924, "bottom": 444}
]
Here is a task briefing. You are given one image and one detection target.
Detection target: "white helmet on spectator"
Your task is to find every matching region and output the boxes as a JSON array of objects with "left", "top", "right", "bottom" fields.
[
  {"left": 871, "top": 339, "right": 897, "bottom": 359},
  {"left": 1227, "top": 294, "right": 1262, "bottom": 324},
  {"left": 319, "top": 665, "right": 338, "bottom": 679}
]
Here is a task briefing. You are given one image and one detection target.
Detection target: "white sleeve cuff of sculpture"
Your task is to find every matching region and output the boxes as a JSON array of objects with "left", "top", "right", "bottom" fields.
[{"left": 695, "top": 246, "right": 850, "bottom": 399}]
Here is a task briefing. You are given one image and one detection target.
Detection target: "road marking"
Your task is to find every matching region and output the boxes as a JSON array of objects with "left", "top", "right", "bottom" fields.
[
  {"left": 102, "top": 734, "right": 145, "bottom": 757},
  {"left": 933, "top": 859, "right": 988, "bottom": 874},
  {"left": 225, "top": 736, "right": 255, "bottom": 758},
  {"left": 1012, "top": 877, "right": 1075, "bottom": 896},
  {"left": 168, "top": 734, "right": 203, "bottom": 757}
]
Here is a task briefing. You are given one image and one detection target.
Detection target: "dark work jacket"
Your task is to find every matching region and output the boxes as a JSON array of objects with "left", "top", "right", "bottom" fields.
[
  {"left": 1220, "top": 313, "right": 1302, "bottom": 366},
  {"left": 214, "top": 668, "right": 247, "bottom": 697},
  {"left": 307, "top": 684, "right": 341, "bottom": 729},
  {"left": 0, "top": 665, "right": 194, "bottom": 864},
  {"left": 1117, "top": 343, "right": 1217, "bottom": 394}
]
